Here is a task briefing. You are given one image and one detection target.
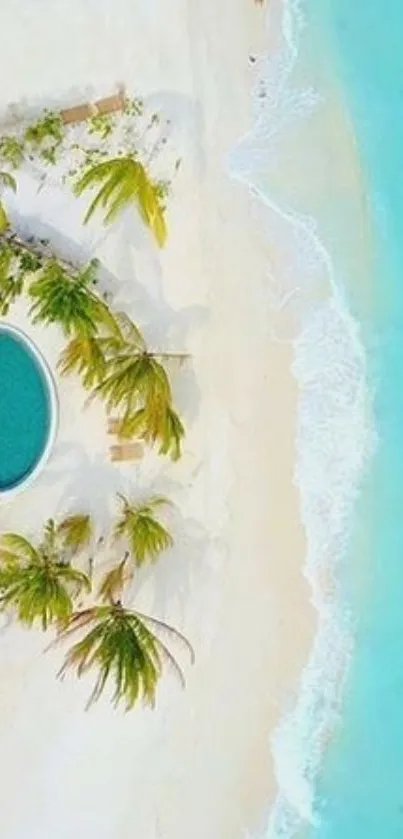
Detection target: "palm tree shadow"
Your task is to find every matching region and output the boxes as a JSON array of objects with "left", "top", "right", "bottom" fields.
[
  {"left": 111, "top": 216, "right": 208, "bottom": 426},
  {"left": 39, "top": 442, "right": 137, "bottom": 532},
  {"left": 124, "top": 475, "right": 213, "bottom": 624},
  {"left": 10, "top": 213, "right": 121, "bottom": 297},
  {"left": 142, "top": 89, "right": 206, "bottom": 176},
  {"left": 112, "top": 214, "right": 208, "bottom": 342}
]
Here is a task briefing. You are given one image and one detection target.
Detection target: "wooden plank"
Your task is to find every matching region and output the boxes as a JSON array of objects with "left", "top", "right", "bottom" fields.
[
  {"left": 60, "top": 86, "right": 126, "bottom": 125},
  {"left": 110, "top": 442, "right": 144, "bottom": 462}
]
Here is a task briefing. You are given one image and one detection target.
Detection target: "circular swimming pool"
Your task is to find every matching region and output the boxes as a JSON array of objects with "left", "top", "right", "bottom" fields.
[{"left": 0, "top": 324, "right": 57, "bottom": 495}]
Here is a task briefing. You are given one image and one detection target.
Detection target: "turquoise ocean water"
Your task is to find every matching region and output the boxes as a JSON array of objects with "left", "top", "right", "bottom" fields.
[
  {"left": 305, "top": 1, "right": 403, "bottom": 837},
  {"left": 0, "top": 330, "right": 50, "bottom": 490}
]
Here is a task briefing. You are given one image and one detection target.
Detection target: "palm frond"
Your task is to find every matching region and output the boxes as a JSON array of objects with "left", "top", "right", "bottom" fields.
[
  {"left": 0, "top": 560, "right": 90, "bottom": 630},
  {"left": 55, "top": 603, "right": 192, "bottom": 710},
  {"left": 158, "top": 404, "right": 185, "bottom": 461},
  {"left": 114, "top": 495, "right": 173, "bottom": 567},
  {"left": 0, "top": 201, "right": 9, "bottom": 232},
  {"left": 0, "top": 171, "right": 17, "bottom": 192},
  {"left": 74, "top": 157, "right": 167, "bottom": 246},
  {"left": 0, "top": 521, "right": 91, "bottom": 629},
  {"left": 98, "top": 559, "right": 130, "bottom": 604},
  {"left": 58, "top": 335, "right": 107, "bottom": 388},
  {"left": 0, "top": 533, "right": 39, "bottom": 564},
  {"left": 28, "top": 260, "right": 109, "bottom": 337},
  {"left": 40, "top": 518, "right": 59, "bottom": 562},
  {"left": 113, "top": 311, "right": 146, "bottom": 351},
  {"left": 127, "top": 402, "right": 185, "bottom": 460},
  {"left": 96, "top": 352, "right": 171, "bottom": 416},
  {"left": 0, "top": 243, "right": 25, "bottom": 314},
  {"left": 57, "top": 514, "right": 93, "bottom": 555}
]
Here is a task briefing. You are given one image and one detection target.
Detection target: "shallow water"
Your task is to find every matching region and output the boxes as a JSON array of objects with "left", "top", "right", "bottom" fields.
[
  {"left": 0, "top": 329, "right": 51, "bottom": 490},
  {"left": 304, "top": 1, "right": 403, "bottom": 837}
]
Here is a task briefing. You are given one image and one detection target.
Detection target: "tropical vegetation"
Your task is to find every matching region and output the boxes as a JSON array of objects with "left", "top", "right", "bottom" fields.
[
  {"left": 55, "top": 599, "right": 193, "bottom": 710},
  {"left": 0, "top": 94, "right": 178, "bottom": 244},
  {"left": 74, "top": 156, "right": 168, "bottom": 245},
  {"left": 0, "top": 518, "right": 91, "bottom": 629},
  {"left": 114, "top": 494, "right": 173, "bottom": 566},
  {"left": 0, "top": 91, "right": 193, "bottom": 713},
  {"left": 28, "top": 258, "right": 118, "bottom": 337},
  {"left": 0, "top": 231, "right": 186, "bottom": 458},
  {"left": 0, "top": 495, "right": 193, "bottom": 710},
  {"left": 0, "top": 170, "right": 16, "bottom": 232}
]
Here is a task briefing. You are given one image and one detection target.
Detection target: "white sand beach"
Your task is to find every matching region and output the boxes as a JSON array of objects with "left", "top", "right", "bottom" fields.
[{"left": 0, "top": 1, "right": 317, "bottom": 837}]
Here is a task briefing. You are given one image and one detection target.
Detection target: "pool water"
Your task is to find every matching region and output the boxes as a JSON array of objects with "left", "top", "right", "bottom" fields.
[{"left": 0, "top": 328, "right": 52, "bottom": 492}]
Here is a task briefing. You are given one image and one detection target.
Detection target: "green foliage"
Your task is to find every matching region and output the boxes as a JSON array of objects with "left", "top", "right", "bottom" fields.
[
  {"left": 0, "top": 202, "right": 8, "bottom": 233},
  {"left": 74, "top": 156, "right": 167, "bottom": 246},
  {"left": 58, "top": 334, "right": 107, "bottom": 388},
  {"left": 57, "top": 514, "right": 93, "bottom": 555},
  {"left": 98, "top": 558, "right": 129, "bottom": 604},
  {"left": 0, "top": 171, "right": 17, "bottom": 234},
  {"left": 122, "top": 402, "right": 185, "bottom": 461},
  {"left": 0, "top": 111, "right": 64, "bottom": 171},
  {"left": 0, "top": 238, "right": 42, "bottom": 314},
  {"left": 1, "top": 229, "right": 185, "bottom": 458},
  {"left": 0, "top": 500, "right": 193, "bottom": 711},
  {"left": 96, "top": 351, "right": 170, "bottom": 412},
  {"left": 0, "top": 532, "right": 39, "bottom": 565},
  {"left": 96, "top": 340, "right": 185, "bottom": 458},
  {"left": 0, "top": 171, "right": 17, "bottom": 192},
  {"left": 0, "top": 522, "right": 91, "bottom": 630},
  {"left": 55, "top": 602, "right": 193, "bottom": 710},
  {"left": 89, "top": 313, "right": 182, "bottom": 455},
  {"left": 88, "top": 113, "right": 114, "bottom": 140},
  {"left": 0, "top": 96, "right": 174, "bottom": 243},
  {"left": 28, "top": 259, "right": 116, "bottom": 337},
  {"left": 0, "top": 245, "right": 17, "bottom": 312},
  {"left": 0, "top": 136, "right": 24, "bottom": 169},
  {"left": 114, "top": 495, "right": 173, "bottom": 567},
  {"left": 24, "top": 110, "right": 64, "bottom": 166}
]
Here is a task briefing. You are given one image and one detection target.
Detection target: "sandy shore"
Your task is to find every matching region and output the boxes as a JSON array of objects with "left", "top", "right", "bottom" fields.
[{"left": 0, "top": 1, "right": 315, "bottom": 837}]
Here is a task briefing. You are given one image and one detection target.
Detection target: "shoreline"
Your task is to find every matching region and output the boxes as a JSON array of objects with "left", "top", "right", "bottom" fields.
[{"left": 240, "top": 3, "right": 375, "bottom": 837}]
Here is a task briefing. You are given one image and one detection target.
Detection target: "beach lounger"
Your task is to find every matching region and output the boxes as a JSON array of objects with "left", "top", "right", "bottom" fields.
[{"left": 109, "top": 442, "right": 143, "bottom": 462}]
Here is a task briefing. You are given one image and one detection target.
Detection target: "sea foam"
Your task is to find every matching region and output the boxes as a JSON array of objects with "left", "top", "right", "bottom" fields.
[{"left": 229, "top": 1, "right": 375, "bottom": 836}]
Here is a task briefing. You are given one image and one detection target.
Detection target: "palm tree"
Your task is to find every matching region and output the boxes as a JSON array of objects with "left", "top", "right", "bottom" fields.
[
  {"left": 56, "top": 309, "right": 185, "bottom": 459},
  {"left": 93, "top": 314, "right": 186, "bottom": 459},
  {"left": 0, "top": 521, "right": 90, "bottom": 630},
  {"left": 28, "top": 259, "right": 119, "bottom": 337},
  {"left": 54, "top": 596, "right": 194, "bottom": 710},
  {"left": 114, "top": 494, "right": 173, "bottom": 567},
  {"left": 74, "top": 156, "right": 167, "bottom": 246},
  {"left": 0, "top": 171, "right": 16, "bottom": 232}
]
